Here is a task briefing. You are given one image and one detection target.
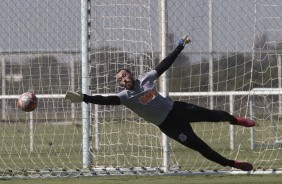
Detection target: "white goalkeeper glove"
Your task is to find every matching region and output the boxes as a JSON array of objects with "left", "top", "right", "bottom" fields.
[{"left": 65, "top": 90, "right": 84, "bottom": 103}]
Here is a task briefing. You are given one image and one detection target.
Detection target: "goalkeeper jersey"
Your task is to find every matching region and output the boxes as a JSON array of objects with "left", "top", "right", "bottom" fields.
[{"left": 117, "top": 70, "right": 174, "bottom": 125}]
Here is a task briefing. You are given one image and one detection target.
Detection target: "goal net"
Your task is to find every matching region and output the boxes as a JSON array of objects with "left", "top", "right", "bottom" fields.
[
  {"left": 0, "top": 0, "right": 282, "bottom": 178},
  {"left": 89, "top": 0, "right": 282, "bottom": 174}
]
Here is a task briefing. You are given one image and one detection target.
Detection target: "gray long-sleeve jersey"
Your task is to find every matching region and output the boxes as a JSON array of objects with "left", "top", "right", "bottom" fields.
[{"left": 117, "top": 70, "right": 174, "bottom": 125}]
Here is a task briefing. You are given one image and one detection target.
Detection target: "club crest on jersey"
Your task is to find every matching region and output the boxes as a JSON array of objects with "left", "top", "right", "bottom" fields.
[
  {"left": 139, "top": 89, "right": 158, "bottom": 105},
  {"left": 144, "top": 81, "right": 153, "bottom": 88}
]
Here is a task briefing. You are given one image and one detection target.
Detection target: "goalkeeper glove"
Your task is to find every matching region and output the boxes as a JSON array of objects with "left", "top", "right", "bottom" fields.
[
  {"left": 178, "top": 35, "right": 191, "bottom": 47},
  {"left": 65, "top": 90, "right": 84, "bottom": 103}
]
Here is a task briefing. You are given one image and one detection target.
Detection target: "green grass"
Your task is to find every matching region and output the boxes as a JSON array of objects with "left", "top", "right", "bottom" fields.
[
  {"left": 1, "top": 174, "right": 282, "bottom": 184},
  {"left": 0, "top": 119, "right": 282, "bottom": 177}
]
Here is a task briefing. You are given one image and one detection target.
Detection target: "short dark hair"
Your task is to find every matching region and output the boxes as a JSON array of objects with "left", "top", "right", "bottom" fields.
[{"left": 117, "top": 68, "right": 132, "bottom": 74}]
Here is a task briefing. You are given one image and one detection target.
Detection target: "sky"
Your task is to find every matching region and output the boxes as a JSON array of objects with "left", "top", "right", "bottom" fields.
[{"left": 0, "top": 0, "right": 282, "bottom": 57}]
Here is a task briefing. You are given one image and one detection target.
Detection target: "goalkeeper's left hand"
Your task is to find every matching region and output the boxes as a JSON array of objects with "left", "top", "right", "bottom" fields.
[{"left": 65, "top": 90, "right": 84, "bottom": 103}]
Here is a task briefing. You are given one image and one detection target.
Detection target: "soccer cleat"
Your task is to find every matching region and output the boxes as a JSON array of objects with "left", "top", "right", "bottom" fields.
[
  {"left": 233, "top": 161, "right": 253, "bottom": 171},
  {"left": 236, "top": 118, "right": 255, "bottom": 127},
  {"left": 178, "top": 35, "right": 191, "bottom": 47}
]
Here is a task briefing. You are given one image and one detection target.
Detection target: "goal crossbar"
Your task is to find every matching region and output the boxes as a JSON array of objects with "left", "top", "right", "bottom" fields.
[{"left": 1, "top": 89, "right": 281, "bottom": 100}]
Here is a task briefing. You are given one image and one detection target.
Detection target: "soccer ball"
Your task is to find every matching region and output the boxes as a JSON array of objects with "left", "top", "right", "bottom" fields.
[{"left": 18, "top": 91, "right": 38, "bottom": 112}]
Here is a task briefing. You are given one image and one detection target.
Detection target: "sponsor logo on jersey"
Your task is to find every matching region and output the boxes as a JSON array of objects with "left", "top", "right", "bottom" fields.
[{"left": 139, "top": 89, "right": 158, "bottom": 105}]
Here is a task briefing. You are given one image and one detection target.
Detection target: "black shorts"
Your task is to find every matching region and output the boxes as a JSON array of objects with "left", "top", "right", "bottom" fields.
[{"left": 157, "top": 101, "right": 235, "bottom": 167}]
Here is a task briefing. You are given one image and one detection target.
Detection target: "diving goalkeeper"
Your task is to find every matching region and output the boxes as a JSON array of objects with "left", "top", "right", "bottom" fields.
[{"left": 65, "top": 36, "right": 255, "bottom": 171}]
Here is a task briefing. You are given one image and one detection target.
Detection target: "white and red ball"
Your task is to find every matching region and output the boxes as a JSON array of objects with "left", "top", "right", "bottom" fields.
[{"left": 18, "top": 91, "right": 38, "bottom": 112}]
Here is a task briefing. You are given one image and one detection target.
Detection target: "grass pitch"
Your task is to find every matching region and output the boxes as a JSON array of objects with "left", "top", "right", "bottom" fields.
[
  {"left": 0, "top": 119, "right": 282, "bottom": 177},
  {"left": 2, "top": 174, "right": 282, "bottom": 184}
]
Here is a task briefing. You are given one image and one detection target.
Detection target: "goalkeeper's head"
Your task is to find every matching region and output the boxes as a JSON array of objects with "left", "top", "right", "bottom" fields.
[{"left": 116, "top": 69, "right": 135, "bottom": 90}]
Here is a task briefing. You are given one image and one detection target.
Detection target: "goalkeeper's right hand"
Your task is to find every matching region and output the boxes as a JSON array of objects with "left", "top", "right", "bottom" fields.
[{"left": 65, "top": 91, "right": 84, "bottom": 103}]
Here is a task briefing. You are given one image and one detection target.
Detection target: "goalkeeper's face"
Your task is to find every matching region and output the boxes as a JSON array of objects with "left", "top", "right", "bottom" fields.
[{"left": 116, "top": 69, "right": 135, "bottom": 90}]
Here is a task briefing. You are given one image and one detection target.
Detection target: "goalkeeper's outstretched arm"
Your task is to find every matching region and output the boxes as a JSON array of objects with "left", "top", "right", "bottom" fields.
[
  {"left": 65, "top": 91, "right": 121, "bottom": 105},
  {"left": 83, "top": 94, "right": 120, "bottom": 105},
  {"left": 154, "top": 35, "right": 190, "bottom": 78}
]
